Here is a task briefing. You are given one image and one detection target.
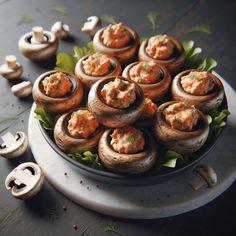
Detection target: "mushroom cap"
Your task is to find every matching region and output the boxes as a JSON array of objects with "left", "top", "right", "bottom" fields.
[
  {"left": 122, "top": 61, "right": 171, "bottom": 101},
  {"left": 0, "top": 131, "right": 28, "bottom": 159},
  {"left": 54, "top": 108, "right": 106, "bottom": 153},
  {"left": 75, "top": 54, "right": 122, "bottom": 90},
  {"left": 51, "top": 21, "right": 70, "bottom": 39},
  {"left": 98, "top": 128, "right": 157, "bottom": 174},
  {"left": 81, "top": 16, "right": 101, "bottom": 36},
  {"left": 153, "top": 101, "right": 209, "bottom": 154},
  {"left": 88, "top": 76, "right": 145, "bottom": 128},
  {"left": 93, "top": 26, "right": 140, "bottom": 66},
  {"left": 171, "top": 69, "right": 225, "bottom": 112},
  {"left": 11, "top": 81, "right": 32, "bottom": 98},
  {"left": 5, "top": 162, "right": 44, "bottom": 200},
  {"left": 18, "top": 30, "right": 58, "bottom": 61},
  {"left": 138, "top": 37, "right": 185, "bottom": 74},
  {"left": 32, "top": 70, "right": 84, "bottom": 114}
]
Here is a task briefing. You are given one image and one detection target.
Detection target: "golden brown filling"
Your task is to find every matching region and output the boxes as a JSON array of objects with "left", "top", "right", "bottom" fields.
[
  {"left": 101, "top": 22, "right": 131, "bottom": 48},
  {"left": 181, "top": 71, "right": 215, "bottom": 95},
  {"left": 42, "top": 72, "right": 72, "bottom": 97},
  {"left": 129, "top": 61, "right": 160, "bottom": 84},
  {"left": 67, "top": 110, "right": 99, "bottom": 138},
  {"left": 142, "top": 98, "right": 158, "bottom": 119},
  {"left": 146, "top": 35, "right": 174, "bottom": 60},
  {"left": 163, "top": 102, "right": 199, "bottom": 131},
  {"left": 110, "top": 126, "right": 145, "bottom": 154},
  {"left": 83, "top": 53, "right": 111, "bottom": 76},
  {"left": 101, "top": 78, "right": 136, "bottom": 109}
]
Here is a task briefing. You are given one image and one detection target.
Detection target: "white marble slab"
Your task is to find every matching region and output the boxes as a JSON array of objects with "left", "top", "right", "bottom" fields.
[{"left": 28, "top": 73, "right": 236, "bottom": 219}]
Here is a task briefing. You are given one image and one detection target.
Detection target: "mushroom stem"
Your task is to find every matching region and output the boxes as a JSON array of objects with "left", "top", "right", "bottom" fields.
[
  {"left": 31, "top": 26, "right": 46, "bottom": 44},
  {"left": 5, "top": 55, "right": 17, "bottom": 69},
  {"left": 1, "top": 132, "right": 15, "bottom": 145}
]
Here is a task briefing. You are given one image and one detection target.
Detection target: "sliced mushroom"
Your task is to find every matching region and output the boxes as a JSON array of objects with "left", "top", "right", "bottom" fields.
[
  {"left": 98, "top": 128, "right": 157, "bottom": 174},
  {"left": 93, "top": 25, "right": 140, "bottom": 66},
  {"left": 172, "top": 69, "right": 225, "bottom": 112},
  {"left": 32, "top": 70, "right": 84, "bottom": 114},
  {"left": 190, "top": 164, "right": 217, "bottom": 190},
  {"left": 122, "top": 61, "right": 171, "bottom": 101},
  {"left": 0, "top": 131, "right": 28, "bottom": 159},
  {"left": 18, "top": 26, "right": 58, "bottom": 61},
  {"left": 88, "top": 76, "right": 145, "bottom": 128},
  {"left": 138, "top": 36, "right": 185, "bottom": 74},
  {"left": 51, "top": 21, "right": 70, "bottom": 39},
  {"left": 11, "top": 81, "right": 32, "bottom": 98},
  {"left": 0, "top": 55, "right": 23, "bottom": 80},
  {"left": 81, "top": 16, "right": 101, "bottom": 38},
  {"left": 5, "top": 162, "right": 44, "bottom": 200},
  {"left": 153, "top": 101, "right": 209, "bottom": 154}
]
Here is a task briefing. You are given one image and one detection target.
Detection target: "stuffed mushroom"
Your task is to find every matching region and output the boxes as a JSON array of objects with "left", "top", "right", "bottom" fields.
[
  {"left": 33, "top": 70, "right": 84, "bottom": 114},
  {"left": 98, "top": 126, "right": 157, "bottom": 174},
  {"left": 153, "top": 101, "right": 209, "bottom": 154},
  {"left": 54, "top": 108, "right": 105, "bottom": 153},
  {"left": 138, "top": 34, "right": 185, "bottom": 74},
  {"left": 75, "top": 52, "right": 122, "bottom": 89},
  {"left": 122, "top": 61, "right": 171, "bottom": 101},
  {"left": 93, "top": 22, "right": 139, "bottom": 65},
  {"left": 88, "top": 76, "right": 145, "bottom": 127},
  {"left": 171, "top": 69, "right": 225, "bottom": 112}
]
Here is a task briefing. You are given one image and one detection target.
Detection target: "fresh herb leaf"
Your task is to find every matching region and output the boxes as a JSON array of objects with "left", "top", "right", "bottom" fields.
[
  {"left": 17, "top": 15, "right": 34, "bottom": 26},
  {"left": 162, "top": 150, "right": 183, "bottom": 168},
  {"left": 209, "top": 109, "right": 230, "bottom": 130},
  {"left": 0, "top": 115, "right": 17, "bottom": 123},
  {"left": 68, "top": 151, "right": 104, "bottom": 170},
  {"left": 105, "top": 222, "right": 127, "bottom": 236},
  {"left": 34, "top": 106, "right": 56, "bottom": 131},
  {"left": 126, "top": 134, "right": 136, "bottom": 144},
  {"left": 49, "top": 4, "right": 67, "bottom": 15},
  {"left": 185, "top": 24, "right": 211, "bottom": 35},
  {"left": 147, "top": 11, "right": 159, "bottom": 31},
  {"left": 44, "top": 207, "right": 59, "bottom": 222},
  {"left": 101, "top": 14, "right": 118, "bottom": 24},
  {"left": 197, "top": 58, "right": 217, "bottom": 71}
]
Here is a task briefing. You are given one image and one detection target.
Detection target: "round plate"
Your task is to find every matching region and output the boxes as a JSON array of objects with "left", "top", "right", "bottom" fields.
[{"left": 37, "top": 72, "right": 227, "bottom": 186}]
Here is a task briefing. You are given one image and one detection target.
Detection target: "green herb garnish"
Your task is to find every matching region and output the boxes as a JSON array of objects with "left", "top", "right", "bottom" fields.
[
  {"left": 105, "top": 222, "right": 127, "bottom": 236},
  {"left": 208, "top": 109, "right": 230, "bottom": 131},
  {"left": 49, "top": 4, "right": 67, "bottom": 15},
  {"left": 101, "top": 14, "right": 118, "bottom": 24},
  {"left": 162, "top": 150, "right": 183, "bottom": 168},
  {"left": 147, "top": 11, "right": 159, "bottom": 31},
  {"left": 126, "top": 134, "right": 136, "bottom": 144},
  {"left": 173, "top": 117, "right": 182, "bottom": 124},
  {"left": 185, "top": 24, "right": 211, "bottom": 35},
  {"left": 34, "top": 106, "right": 56, "bottom": 131},
  {"left": 0, "top": 115, "right": 17, "bottom": 124},
  {"left": 68, "top": 151, "right": 104, "bottom": 170},
  {"left": 17, "top": 15, "right": 34, "bottom": 26},
  {"left": 183, "top": 40, "right": 217, "bottom": 71},
  {"left": 44, "top": 207, "right": 59, "bottom": 222}
]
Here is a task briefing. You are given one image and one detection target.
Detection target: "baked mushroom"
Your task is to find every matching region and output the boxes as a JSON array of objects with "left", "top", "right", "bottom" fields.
[
  {"left": 88, "top": 76, "right": 145, "bottom": 128},
  {"left": 153, "top": 101, "right": 209, "bottom": 154},
  {"left": 122, "top": 61, "right": 171, "bottom": 101},
  {"left": 11, "top": 81, "right": 32, "bottom": 98},
  {"left": 138, "top": 34, "right": 185, "bottom": 74},
  {"left": 18, "top": 26, "right": 58, "bottom": 61},
  {"left": 54, "top": 108, "right": 105, "bottom": 153},
  {"left": 0, "top": 55, "right": 23, "bottom": 80},
  {"left": 75, "top": 52, "right": 122, "bottom": 90},
  {"left": 33, "top": 70, "right": 84, "bottom": 114},
  {"left": 5, "top": 162, "right": 44, "bottom": 200},
  {"left": 93, "top": 22, "right": 140, "bottom": 65},
  {"left": 98, "top": 126, "right": 157, "bottom": 174},
  {"left": 172, "top": 69, "right": 225, "bottom": 112}
]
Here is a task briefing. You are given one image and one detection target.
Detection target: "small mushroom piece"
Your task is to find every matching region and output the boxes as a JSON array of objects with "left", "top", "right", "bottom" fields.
[
  {"left": 18, "top": 26, "right": 58, "bottom": 61},
  {"left": 5, "top": 162, "right": 44, "bottom": 200},
  {"left": 51, "top": 21, "right": 70, "bottom": 39},
  {"left": 81, "top": 16, "right": 101, "bottom": 38},
  {"left": 190, "top": 164, "right": 217, "bottom": 190},
  {"left": 11, "top": 81, "right": 32, "bottom": 98},
  {"left": 0, "top": 55, "right": 23, "bottom": 80},
  {"left": 0, "top": 132, "right": 28, "bottom": 159}
]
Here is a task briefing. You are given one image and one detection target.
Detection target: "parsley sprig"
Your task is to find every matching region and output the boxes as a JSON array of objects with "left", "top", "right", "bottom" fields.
[{"left": 105, "top": 222, "right": 127, "bottom": 236}]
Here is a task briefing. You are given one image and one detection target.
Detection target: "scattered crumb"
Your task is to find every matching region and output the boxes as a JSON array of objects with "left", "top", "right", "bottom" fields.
[
  {"left": 80, "top": 180, "right": 83, "bottom": 184},
  {"left": 73, "top": 224, "right": 78, "bottom": 230},
  {"left": 62, "top": 205, "right": 67, "bottom": 211},
  {"left": 64, "top": 172, "right": 67, "bottom": 176}
]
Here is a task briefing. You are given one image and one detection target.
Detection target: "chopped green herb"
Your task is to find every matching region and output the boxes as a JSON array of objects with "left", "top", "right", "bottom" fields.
[
  {"left": 162, "top": 150, "right": 183, "bottom": 168},
  {"left": 147, "top": 11, "right": 159, "bottom": 31},
  {"left": 101, "top": 14, "right": 118, "bottom": 24},
  {"left": 126, "top": 134, "right": 136, "bottom": 143},
  {"left": 49, "top": 4, "right": 67, "bottom": 15},
  {"left": 173, "top": 117, "right": 182, "bottom": 124},
  {"left": 185, "top": 24, "right": 211, "bottom": 35},
  {"left": 17, "top": 15, "right": 34, "bottom": 26},
  {"left": 105, "top": 222, "right": 127, "bottom": 236}
]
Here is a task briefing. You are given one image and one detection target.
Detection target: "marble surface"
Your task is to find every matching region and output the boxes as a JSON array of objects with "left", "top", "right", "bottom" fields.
[{"left": 28, "top": 73, "right": 236, "bottom": 219}]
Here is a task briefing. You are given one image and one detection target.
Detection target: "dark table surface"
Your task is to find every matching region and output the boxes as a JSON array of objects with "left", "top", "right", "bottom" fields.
[{"left": 0, "top": 0, "right": 236, "bottom": 235}]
